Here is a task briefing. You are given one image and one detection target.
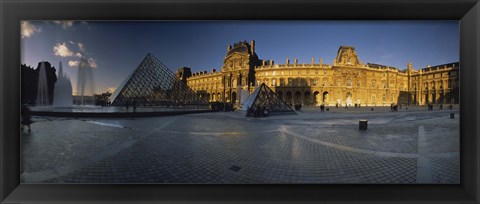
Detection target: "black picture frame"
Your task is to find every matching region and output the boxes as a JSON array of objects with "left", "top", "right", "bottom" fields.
[{"left": 1, "top": 0, "right": 479, "bottom": 203}]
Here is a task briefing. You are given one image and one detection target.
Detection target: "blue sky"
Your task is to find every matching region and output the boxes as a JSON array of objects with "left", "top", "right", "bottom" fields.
[{"left": 21, "top": 21, "right": 459, "bottom": 95}]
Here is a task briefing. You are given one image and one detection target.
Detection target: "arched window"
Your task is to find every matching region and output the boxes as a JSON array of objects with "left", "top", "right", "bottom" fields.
[
  {"left": 346, "top": 78, "right": 352, "bottom": 87},
  {"left": 357, "top": 80, "right": 361, "bottom": 87},
  {"left": 272, "top": 79, "right": 276, "bottom": 87},
  {"left": 382, "top": 93, "right": 386, "bottom": 102}
]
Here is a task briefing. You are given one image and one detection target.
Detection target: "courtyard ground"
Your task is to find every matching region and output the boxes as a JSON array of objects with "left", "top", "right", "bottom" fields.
[{"left": 20, "top": 106, "right": 460, "bottom": 184}]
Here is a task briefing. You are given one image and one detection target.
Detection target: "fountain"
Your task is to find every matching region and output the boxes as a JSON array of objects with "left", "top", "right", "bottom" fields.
[
  {"left": 53, "top": 61, "right": 73, "bottom": 107},
  {"left": 77, "top": 58, "right": 95, "bottom": 105},
  {"left": 36, "top": 62, "right": 49, "bottom": 106}
]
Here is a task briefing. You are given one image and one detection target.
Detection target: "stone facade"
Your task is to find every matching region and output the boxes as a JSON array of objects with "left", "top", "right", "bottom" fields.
[{"left": 178, "top": 41, "right": 459, "bottom": 106}]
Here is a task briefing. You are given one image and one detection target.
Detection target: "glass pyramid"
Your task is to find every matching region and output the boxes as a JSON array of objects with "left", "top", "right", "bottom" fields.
[
  {"left": 110, "top": 53, "right": 208, "bottom": 107},
  {"left": 242, "top": 83, "right": 296, "bottom": 116}
]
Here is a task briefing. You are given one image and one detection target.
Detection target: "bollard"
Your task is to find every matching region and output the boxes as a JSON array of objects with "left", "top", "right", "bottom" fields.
[
  {"left": 450, "top": 113, "right": 454, "bottom": 119},
  {"left": 326, "top": 108, "right": 329, "bottom": 111},
  {"left": 359, "top": 120, "right": 368, "bottom": 130}
]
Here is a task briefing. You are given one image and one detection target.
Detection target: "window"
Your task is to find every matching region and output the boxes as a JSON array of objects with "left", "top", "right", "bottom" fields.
[
  {"left": 298, "top": 70, "right": 301, "bottom": 75},
  {"left": 273, "top": 71, "right": 276, "bottom": 76},
  {"left": 383, "top": 82, "right": 387, "bottom": 89},
  {"left": 280, "top": 78, "right": 285, "bottom": 86},
  {"left": 272, "top": 79, "right": 276, "bottom": 87},
  {"left": 372, "top": 94, "right": 376, "bottom": 102},
  {"left": 315, "top": 70, "right": 318, "bottom": 74},
  {"left": 382, "top": 94, "right": 386, "bottom": 102},
  {"left": 372, "top": 81, "right": 376, "bottom": 88},
  {"left": 357, "top": 80, "right": 361, "bottom": 87},
  {"left": 281, "top": 71, "right": 284, "bottom": 75},
  {"left": 313, "top": 79, "right": 318, "bottom": 86},
  {"left": 346, "top": 78, "right": 352, "bottom": 87},
  {"left": 265, "top": 72, "right": 268, "bottom": 76}
]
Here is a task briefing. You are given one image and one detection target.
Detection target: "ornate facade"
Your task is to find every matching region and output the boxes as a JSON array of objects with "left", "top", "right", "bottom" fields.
[{"left": 178, "top": 41, "right": 459, "bottom": 106}]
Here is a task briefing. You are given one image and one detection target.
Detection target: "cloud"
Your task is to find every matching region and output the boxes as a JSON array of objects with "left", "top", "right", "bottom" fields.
[
  {"left": 53, "top": 42, "right": 74, "bottom": 57},
  {"left": 87, "top": 58, "right": 97, "bottom": 68},
  {"left": 68, "top": 60, "right": 79, "bottom": 67},
  {"left": 106, "top": 87, "right": 116, "bottom": 93},
  {"left": 69, "top": 58, "right": 97, "bottom": 68},
  {"left": 53, "top": 21, "right": 75, "bottom": 29},
  {"left": 76, "top": 52, "right": 82, "bottom": 57},
  {"left": 21, "top": 21, "right": 40, "bottom": 38},
  {"left": 78, "top": 43, "right": 85, "bottom": 52}
]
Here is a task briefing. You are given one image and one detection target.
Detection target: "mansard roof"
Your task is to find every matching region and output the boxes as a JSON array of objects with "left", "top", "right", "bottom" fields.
[
  {"left": 420, "top": 62, "right": 459, "bottom": 72},
  {"left": 226, "top": 41, "right": 252, "bottom": 56},
  {"left": 366, "top": 63, "right": 399, "bottom": 70}
]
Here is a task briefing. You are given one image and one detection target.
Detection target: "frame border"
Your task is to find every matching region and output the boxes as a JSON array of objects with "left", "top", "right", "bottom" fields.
[{"left": 1, "top": 0, "right": 479, "bottom": 203}]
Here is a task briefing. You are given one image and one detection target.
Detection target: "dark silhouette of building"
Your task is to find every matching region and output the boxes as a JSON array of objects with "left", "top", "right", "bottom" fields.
[{"left": 21, "top": 61, "right": 57, "bottom": 105}]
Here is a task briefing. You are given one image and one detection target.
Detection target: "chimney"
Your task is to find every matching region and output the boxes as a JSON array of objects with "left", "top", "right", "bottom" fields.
[{"left": 250, "top": 40, "right": 255, "bottom": 54}]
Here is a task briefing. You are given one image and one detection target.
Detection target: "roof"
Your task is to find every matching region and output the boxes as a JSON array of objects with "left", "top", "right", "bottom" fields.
[{"left": 226, "top": 41, "right": 251, "bottom": 56}]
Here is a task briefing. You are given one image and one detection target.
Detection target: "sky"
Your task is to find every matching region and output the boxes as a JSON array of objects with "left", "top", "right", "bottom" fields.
[{"left": 21, "top": 21, "right": 459, "bottom": 95}]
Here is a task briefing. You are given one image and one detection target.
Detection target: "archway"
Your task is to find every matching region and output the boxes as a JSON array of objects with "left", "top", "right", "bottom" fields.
[
  {"left": 286, "top": 91, "right": 293, "bottom": 105},
  {"left": 322, "top": 91, "right": 329, "bottom": 103},
  {"left": 231, "top": 92, "right": 237, "bottom": 104},
  {"left": 346, "top": 92, "right": 352, "bottom": 106},
  {"left": 295, "top": 91, "right": 302, "bottom": 104}
]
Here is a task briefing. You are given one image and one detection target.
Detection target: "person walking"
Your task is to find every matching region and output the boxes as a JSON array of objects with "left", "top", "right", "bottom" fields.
[{"left": 21, "top": 105, "right": 33, "bottom": 133}]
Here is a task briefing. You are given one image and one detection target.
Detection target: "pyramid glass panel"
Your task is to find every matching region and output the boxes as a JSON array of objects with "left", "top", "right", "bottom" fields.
[
  {"left": 110, "top": 54, "right": 208, "bottom": 107},
  {"left": 242, "top": 83, "right": 296, "bottom": 116}
]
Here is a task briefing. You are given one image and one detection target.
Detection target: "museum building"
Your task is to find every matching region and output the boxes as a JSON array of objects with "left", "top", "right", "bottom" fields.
[{"left": 177, "top": 40, "right": 459, "bottom": 107}]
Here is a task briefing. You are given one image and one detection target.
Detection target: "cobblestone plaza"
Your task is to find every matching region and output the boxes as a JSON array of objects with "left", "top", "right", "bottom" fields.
[{"left": 21, "top": 107, "right": 459, "bottom": 184}]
